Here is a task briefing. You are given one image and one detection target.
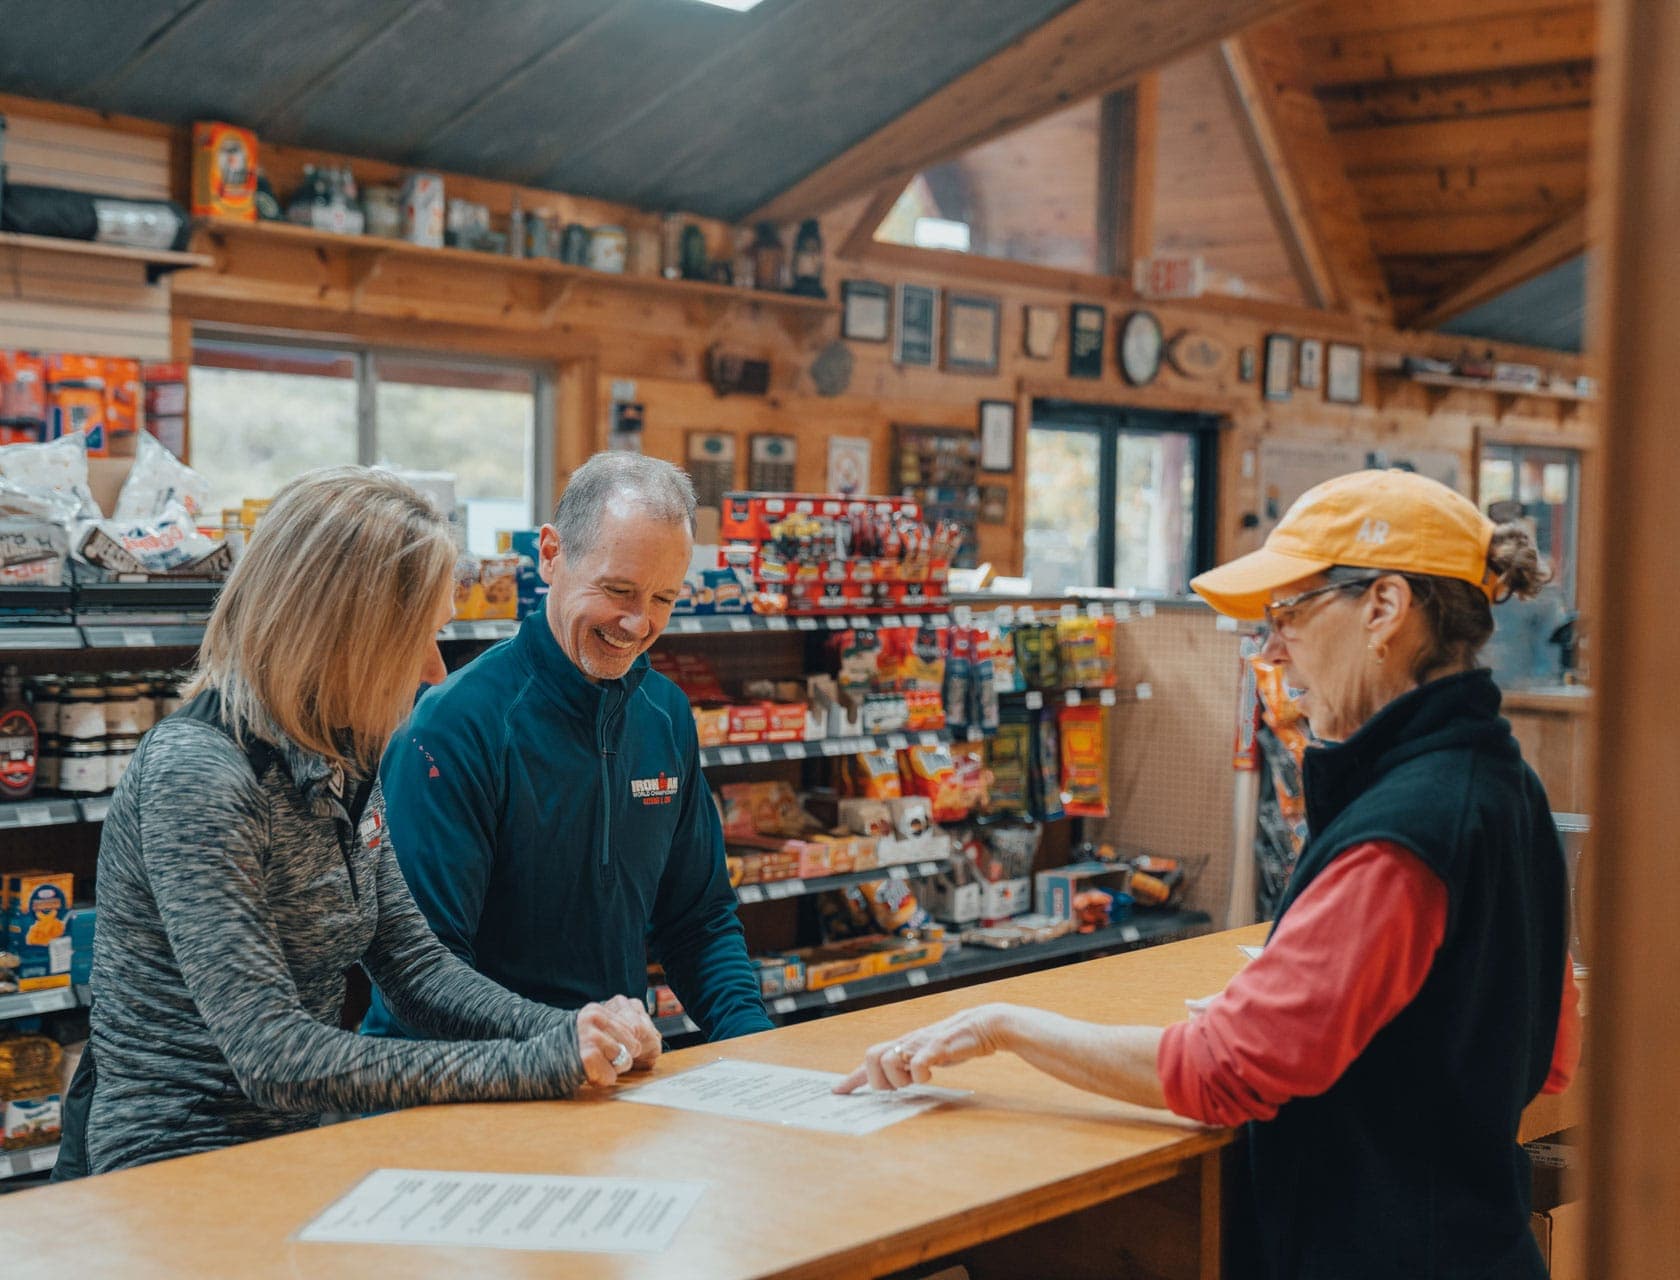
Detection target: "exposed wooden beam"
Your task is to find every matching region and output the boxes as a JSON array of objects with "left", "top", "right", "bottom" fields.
[
  {"left": 1410, "top": 202, "right": 1587, "bottom": 328},
  {"left": 1300, "top": 4, "right": 1597, "bottom": 86},
  {"left": 1097, "top": 76, "right": 1160, "bottom": 280},
  {"left": 1588, "top": 0, "right": 1680, "bottom": 1267},
  {"left": 838, "top": 184, "right": 909, "bottom": 261},
  {"left": 749, "top": 0, "right": 1307, "bottom": 224},
  {"left": 1218, "top": 21, "right": 1391, "bottom": 320}
]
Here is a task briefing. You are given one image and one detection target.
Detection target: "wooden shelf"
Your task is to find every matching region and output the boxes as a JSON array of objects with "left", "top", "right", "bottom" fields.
[
  {"left": 0, "top": 231, "right": 213, "bottom": 280},
  {"left": 1390, "top": 369, "right": 1595, "bottom": 404},
  {"left": 191, "top": 219, "right": 840, "bottom": 326}
]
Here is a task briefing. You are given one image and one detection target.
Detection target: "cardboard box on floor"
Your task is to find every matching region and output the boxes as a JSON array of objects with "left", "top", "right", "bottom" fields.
[{"left": 1528, "top": 1128, "right": 1584, "bottom": 1279}]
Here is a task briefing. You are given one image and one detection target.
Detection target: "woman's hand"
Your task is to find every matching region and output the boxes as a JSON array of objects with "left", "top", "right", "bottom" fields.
[
  {"left": 575, "top": 997, "right": 661, "bottom": 1086},
  {"left": 833, "top": 1004, "right": 1017, "bottom": 1094}
]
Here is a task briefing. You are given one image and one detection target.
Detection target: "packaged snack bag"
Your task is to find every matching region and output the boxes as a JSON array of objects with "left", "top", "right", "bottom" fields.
[
  {"left": 114, "top": 432, "right": 212, "bottom": 520},
  {"left": 842, "top": 750, "right": 902, "bottom": 799},
  {"left": 985, "top": 711, "right": 1032, "bottom": 817},
  {"left": 900, "top": 744, "right": 967, "bottom": 824},
  {"left": 719, "top": 781, "right": 819, "bottom": 840},
  {"left": 1058, "top": 704, "right": 1110, "bottom": 818},
  {"left": 1030, "top": 709, "right": 1065, "bottom": 822}
]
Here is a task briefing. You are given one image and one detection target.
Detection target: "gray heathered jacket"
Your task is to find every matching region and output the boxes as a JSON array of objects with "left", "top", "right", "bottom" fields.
[{"left": 83, "top": 713, "right": 585, "bottom": 1175}]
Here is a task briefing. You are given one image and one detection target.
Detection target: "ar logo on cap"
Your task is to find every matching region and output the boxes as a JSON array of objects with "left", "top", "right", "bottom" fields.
[{"left": 1356, "top": 519, "right": 1390, "bottom": 546}]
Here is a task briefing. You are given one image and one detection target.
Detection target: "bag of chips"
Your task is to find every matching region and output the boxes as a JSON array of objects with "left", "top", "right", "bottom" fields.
[{"left": 1058, "top": 704, "right": 1110, "bottom": 818}]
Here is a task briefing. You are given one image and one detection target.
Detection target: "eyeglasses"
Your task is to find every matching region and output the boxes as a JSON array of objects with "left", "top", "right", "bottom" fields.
[{"left": 1260, "top": 576, "right": 1382, "bottom": 641}]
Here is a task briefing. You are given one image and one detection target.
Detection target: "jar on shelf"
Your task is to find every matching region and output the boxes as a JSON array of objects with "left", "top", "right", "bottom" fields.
[
  {"left": 588, "top": 225, "right": 627, "bottom": 273},
  {"left": 105, "top": 734, "right": 139, "bottom": 792},
  {"left": 103, "top": 677, "right": 145, "bottom": 736},
  {"left": 36, "top": 735, "right": 60, "bottom": 793},
  {"left": 59, "top": 676, "right": 108, "bottom": 742},
  {"left": 58, "top": 740, "right": 107, "bottom": 795},
  {"left": 156, "top": 672, "right": 186, "bottom": 719},
  {"left": 29, "top": 678, "right": 63, "bottom": 737}
]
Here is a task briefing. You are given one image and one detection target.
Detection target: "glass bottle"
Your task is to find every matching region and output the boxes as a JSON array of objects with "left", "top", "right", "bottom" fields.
[
  {"left": 791, "top": 218, "right": 826, "bottom": 297},
  {"left": 752, "top": 222, "right": 785, "bottom": 293}
]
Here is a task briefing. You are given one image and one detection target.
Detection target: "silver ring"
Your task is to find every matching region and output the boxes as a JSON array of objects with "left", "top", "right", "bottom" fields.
[
  {"left": 610, "top": 1044, "right": 633, "bottom": 1072},
  {"left": 893, "top": 1043, "right": 912, "bottom": 1066}
]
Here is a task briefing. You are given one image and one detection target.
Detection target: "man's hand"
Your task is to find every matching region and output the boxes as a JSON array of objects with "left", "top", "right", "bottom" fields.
[
  {"left": 833, "top": 1004, "right": 1016, "bottom": 1094},
  {"left": 575, "top": 997, "right": 661, "bottom": 1086}
]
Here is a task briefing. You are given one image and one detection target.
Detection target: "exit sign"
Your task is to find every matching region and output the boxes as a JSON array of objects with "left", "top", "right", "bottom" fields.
[{"left": 1135, "top": 254, "right": 1205, "bottom": 299}]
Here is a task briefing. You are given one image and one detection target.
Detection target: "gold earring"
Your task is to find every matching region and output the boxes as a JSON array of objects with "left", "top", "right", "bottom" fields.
[{"left": 1369, "top": 640, "right": 1387, "bottom": 664}]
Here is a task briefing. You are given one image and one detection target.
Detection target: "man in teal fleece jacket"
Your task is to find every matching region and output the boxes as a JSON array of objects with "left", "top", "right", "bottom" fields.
[{"left": 364, "top": 453, "right": 771, "bottom": 1046}]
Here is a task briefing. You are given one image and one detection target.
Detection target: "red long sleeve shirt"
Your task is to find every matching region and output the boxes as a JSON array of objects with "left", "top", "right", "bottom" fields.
[{"left": 1159, "top": 840, "right": 1582, "bottom": 1127}]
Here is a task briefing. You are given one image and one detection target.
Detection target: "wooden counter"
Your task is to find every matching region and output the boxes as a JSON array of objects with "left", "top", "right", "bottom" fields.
[{"left": 0, "top": 925, "right": 1580, "bottom": 1278}]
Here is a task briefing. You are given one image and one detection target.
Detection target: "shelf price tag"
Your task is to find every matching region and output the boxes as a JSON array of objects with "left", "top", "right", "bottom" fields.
[
  {"left": 886, "top": 733, "right": 909, "bottom": 751},
  {"left": 847, "top": 616, "right": 870, "bottom": 630},
  {"left": 1138, "top": 601, "right": 1156, "bottom": 618},
  {"left": 677, "top": 617, "right": 703, "bottom": 633},
  {"left": 918, "top": 732, "right": 940, "bottom": 749},
  {"left": 1085, "top": 602, "right": 1105, "bottom": 618},
  {"left": 1024, "top": 691, "right": 1043, "bottom": 710},
  {"left": 1114, "top": 603, "right": 1133, "bottom": 621},
  {"left": 472, "top": 621, "right": 504, "bottom": 641},
  {"left": 888, "top": 865, "right": 909, "bottom": 880},
  {"left": 820, "top": 740, "right": 845, "bottom": 756},
  {"left": 747, "top": 745, "right": 773, "bottom": 763},
  {"left": 26, "top": 1147, "right": 55, "bottom": 1173},
  {"left": 1099, "top": 688, "right": 1117, "bottom": 707},
  {"left": 772, "top": 997, "right": 797, "bottom": 1015},
  {"left": 826, "top": 616, "right": 848, "bottom": 631},
  {"left": 1135, "top": 682, "right": 1153, "bottom": 700},
  {"left": 729, "top": 617, "right": 754, "bottom": 633},
  {"left": 736, "top": 886, "right": 764, "bottom": 904},
  {"left": 917, "top": 861, "right": 942, "bottom": 877},
  {"left": 766, "top": 616, "right": 790, "bottom": 631},
  {"left": 1060, "top": 603, "right": 1079, "bottom": 620},
  {"left": 765, "top": 882, "right": 790, "bottom": 900},
  {"left": 782, "top": 742, "right": 807, "bottom": 759},
  {"left": 121, "top": 628, "right": 155, "bottom": 648},
  {"left": 1120, "top": 925, "right": 1142, "bottom": 943},
  {"left": 930, "top": 614, "right": 950, "bottom": 628},
  {"left": 1064, "top": 690, "right": 1082, "bottom": 707},
  {"left": 17, "top": 806, "right": 51, "bottom": 828},
  {"left": 824, "top": 986, "right": 848, "bottom": 1004},
  {"left": 881, "top": 615, "right": 903, "bottom": 628},
  {"left": 783, "top": 879, "right": 805, "bottom": 895},
  {"left": 717, "top": 747, "right": 745, "bottom": 766},
  {"left": 796, "top": 616, "right": 819, "bottom": 631},
  {"left": 905, "top": 969, "right": 930, "bottom": 987}
]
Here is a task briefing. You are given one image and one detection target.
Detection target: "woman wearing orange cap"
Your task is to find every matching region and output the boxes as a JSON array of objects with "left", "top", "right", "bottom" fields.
[{"left": 840, "top": 470, "right": 1580, "bottom": 1279}]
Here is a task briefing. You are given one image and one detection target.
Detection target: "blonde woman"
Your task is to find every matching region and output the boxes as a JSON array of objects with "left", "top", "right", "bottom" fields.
[{"left": 57, "top": 467, "right": 657, "bottom": 1179}]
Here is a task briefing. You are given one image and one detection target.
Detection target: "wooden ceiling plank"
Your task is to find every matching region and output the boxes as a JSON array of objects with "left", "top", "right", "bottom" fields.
[
  {"left": 1409, "top": 202, "right": 1586, "bottom": 327},
  {"left": 1366, "top": 209, "right": 1559, "bottom": 256},
  {"left": 1300, "top": 5, "right": 1596, "bottom": 87},
  {"left": 81, "top": 0, "right": 218, "bottom": 109},
  {"left": 748, "top": 0, "right": 1307, "bottom": 225},
  {"left": 1318, "top": 59, "right": 1593, "bottom": 130},
  {"left": 1337, "top": 106, "right": 1591, "bottom": 172},
  {"left": 1097, "top": 76, "right": 1160, "bottom": 279},
  {"left": 1354, "top": 160, "right": 1587, "bottom": 219},
  {"left": 1218, "top": 20, "right": 1391, "bottom": 320},
  {"left": 1299, "top": 0, "right": 1589, "bottom": 40}
]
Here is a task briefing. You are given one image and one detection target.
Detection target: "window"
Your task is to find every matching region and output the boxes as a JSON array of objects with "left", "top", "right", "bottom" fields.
[
  {"left": 1478, "top": 444, "right": 1579, "bottom": 605},
  {"left": 1024, "top": 403, "right": 1216, "bottom": 595},
  {"left": 191, "top": 338, "right": 548, "bottom": 555},
  {"left": 875, "top": 99, "right": 1102, "bottom": 274}
]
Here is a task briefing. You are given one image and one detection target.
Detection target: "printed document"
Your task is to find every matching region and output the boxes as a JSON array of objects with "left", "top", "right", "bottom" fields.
[{"left": 297, "top": 1168, "right": 702, "bottom": 1253}]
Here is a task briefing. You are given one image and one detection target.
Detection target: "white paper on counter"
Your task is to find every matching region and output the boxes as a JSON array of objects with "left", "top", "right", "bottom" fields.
[
  {"left": 296, "top": 1168, "right": 703, "bottom": 1254},
  {"left": 1238, "top": 944, "right": 1265, "bottom": 960},
  {"left": 619, "top": 1058, "right": 969, "bottom": 1136}
]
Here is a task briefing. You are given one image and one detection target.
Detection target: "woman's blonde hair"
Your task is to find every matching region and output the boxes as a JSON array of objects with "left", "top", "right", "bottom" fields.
[{"left": 185, "top": 466, "right": 455, "bottom": 775}]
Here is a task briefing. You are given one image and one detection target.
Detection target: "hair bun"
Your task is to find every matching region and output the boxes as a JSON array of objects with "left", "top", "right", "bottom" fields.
[{"left": 1488, "top": 522, "right": 1552, "bottom": 602}]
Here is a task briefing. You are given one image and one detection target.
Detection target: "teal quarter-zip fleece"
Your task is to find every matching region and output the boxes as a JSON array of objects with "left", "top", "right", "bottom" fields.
[{"left": 363, "top": 612, "right": 770, "bottom": 1042}]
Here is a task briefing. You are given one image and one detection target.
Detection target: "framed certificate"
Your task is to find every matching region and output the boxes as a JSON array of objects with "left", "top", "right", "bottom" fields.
[
  {"left": 979, "top": 399, "right": 1016, "bottom": 473},
  {"left": 893, "top": 283, "right": 939, "bottom": 367}
]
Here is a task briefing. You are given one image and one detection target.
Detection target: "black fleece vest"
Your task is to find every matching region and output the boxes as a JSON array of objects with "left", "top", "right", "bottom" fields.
[{"left": 1244, "top": 670, "right": 1566, "bottom": 1280}]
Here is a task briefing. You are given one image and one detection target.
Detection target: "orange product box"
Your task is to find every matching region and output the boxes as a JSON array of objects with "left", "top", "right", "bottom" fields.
[
  {"left": 726, "top": 702, "right": 771, "bottom": 744},
  {"left": 693, "top": 706, "right": 729, "bottom": 748},
  {"left": 764, "top": 702, "right": 808, "bottom": 743},
  {"left": 798, "top": 947, "right": 881, "bottom": 991},
  {"left": 191, "top": 121, "right": 259, "bottom": 220},
  {"left": 103, "top": 358, "right": 142, "bottom": 440}
]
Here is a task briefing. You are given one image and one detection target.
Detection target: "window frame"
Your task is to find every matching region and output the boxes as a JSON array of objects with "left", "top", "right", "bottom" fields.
[
  {"left": 1027, "top": 399, "right": 1220, "bottom": 594},
  {"left": 191, "top": 329, "right": 556, "bottom": 529}
]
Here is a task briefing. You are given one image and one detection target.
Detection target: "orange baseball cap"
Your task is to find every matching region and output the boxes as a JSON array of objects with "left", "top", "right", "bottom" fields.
[{"left": 1191, "top": 469, "right": 1497, "bottom": 621}]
